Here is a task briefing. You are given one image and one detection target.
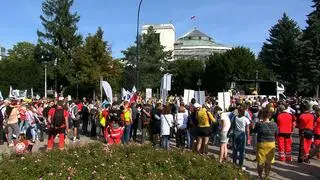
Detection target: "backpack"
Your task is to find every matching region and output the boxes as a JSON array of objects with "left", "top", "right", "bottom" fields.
[{"left": 52, "top": 109, "right": 65, "bottom": 128}]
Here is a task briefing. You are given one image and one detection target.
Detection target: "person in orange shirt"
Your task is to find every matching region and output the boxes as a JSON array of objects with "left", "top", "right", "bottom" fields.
[
  {"left": 47, "top": 101, "right": 69, "bottom": 150},
  {"left": 297, "top": 102, "right": 315, "bottom": 163},
  {"left": 276, "top": 105, "right": 296, "bottom": 162}
]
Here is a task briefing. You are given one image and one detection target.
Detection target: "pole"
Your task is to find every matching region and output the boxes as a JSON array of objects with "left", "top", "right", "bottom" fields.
[
  {"left": 255, "top": 70, "right": 259, "bottom": 94},
  {"left": 223, "top": 89, "right": 225, "bottom": 112},
  {"left": 100, "top": 76, "right": 103, "bottom": 103},
  {"left": 136, "top": 0, "right": 143, "bottom": 91},
  {"left": 76, "top": 83, "right": 79, "bottom": 100},
  {"left": 44, "top": 64, "right": 47, "bottom": 98}
]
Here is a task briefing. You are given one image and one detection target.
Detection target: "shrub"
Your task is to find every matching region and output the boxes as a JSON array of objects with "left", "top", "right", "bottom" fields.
[{"left": 0, "top": 143, "right": 249, "bottom": 179}]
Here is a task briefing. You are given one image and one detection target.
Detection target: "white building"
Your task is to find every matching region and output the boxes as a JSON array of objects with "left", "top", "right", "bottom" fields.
[
  {"left": 0, "top": 46, "right": 6, "bottom": 60},
  {"left": 141, "top": 24, "right": 232, "bottom": 60},
  {"left": 174, "top": 28, "right": 232, "bottom": 60},
  {"left": 142, "top": 24, "right": 175, "bottom": 52}
]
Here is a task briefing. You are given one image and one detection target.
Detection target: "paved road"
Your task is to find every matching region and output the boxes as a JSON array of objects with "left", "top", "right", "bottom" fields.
[{"left": 0, "top": 130, "right": 319, "bottom": 180}]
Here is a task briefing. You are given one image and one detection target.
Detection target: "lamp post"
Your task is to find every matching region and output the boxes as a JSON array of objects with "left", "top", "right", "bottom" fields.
[
  {"left": 197, "top": 77, "right": 202, "bottom": 103},
  {"left": 136, "top": 0, "right": 143, "bottom": 90},
  {"left": 44, "top": 60, "right": 48, "bottom": 98}
]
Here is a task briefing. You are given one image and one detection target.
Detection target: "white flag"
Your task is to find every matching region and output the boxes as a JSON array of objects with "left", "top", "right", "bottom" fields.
[
  {"left": 102, "top": 81, "right": 113, "bottom": 104},
  {"left": 132, "top": 86, "right": 137, "bottom": 93},
  {"left": 166, "top": 74, "right": 172, "bottom": 91},
  {"left": 0, "top": 90, "right": 3, "bottom": 101}
]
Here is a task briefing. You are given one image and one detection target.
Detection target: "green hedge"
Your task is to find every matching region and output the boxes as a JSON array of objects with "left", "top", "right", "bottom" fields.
[{"left": 0, "top": 143, "right": 249, "bottom": 179}]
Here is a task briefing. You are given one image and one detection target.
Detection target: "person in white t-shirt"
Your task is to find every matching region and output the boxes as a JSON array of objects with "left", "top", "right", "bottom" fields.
[
  {"left": 219, "top": 111, "right": 231, "bottom": 163},
  {"left": 232, "top": 105, "right": 251, "bottom": 169}
]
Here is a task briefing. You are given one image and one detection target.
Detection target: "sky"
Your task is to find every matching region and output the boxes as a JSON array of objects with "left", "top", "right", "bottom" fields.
[{"left": 0, "top": 0, "right": 314, "bottom": 58}]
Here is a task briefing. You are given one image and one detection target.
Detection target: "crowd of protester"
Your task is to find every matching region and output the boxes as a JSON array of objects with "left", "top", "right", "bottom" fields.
[{"left": 0, "top": 94, "right": 319, "bottom": 179}]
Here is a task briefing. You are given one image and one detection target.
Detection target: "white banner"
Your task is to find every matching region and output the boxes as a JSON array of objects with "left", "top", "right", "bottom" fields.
[
  {"left": 166, "top": 74, "right": 172, "bottom": 91},
  {"left": 183, "top": 89, "right": 195, "bottom": 105},
  {"left": 218, "top": 92, "right": 231, "bottom": 112},
  {"left": 0, "top": 90, "right": 3, "bottom": 101},
  {"left": 102, "top": 81, "right": 113, "bottom": 104},
  {"left": 195, "top": 91, "right": 205, "bottom": 105},
  {"left": 146, "top": 88, "right": 152, "bottom": 100}
]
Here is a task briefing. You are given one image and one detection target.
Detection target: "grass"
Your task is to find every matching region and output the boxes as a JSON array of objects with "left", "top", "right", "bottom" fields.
[{"left": 0, "top": 143, "right": 250, "bottom": 179}]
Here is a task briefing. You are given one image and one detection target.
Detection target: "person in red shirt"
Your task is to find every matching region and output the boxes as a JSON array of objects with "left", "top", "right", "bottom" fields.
[
  {"left": 297, "top": 102, "right": 314, "bottom": 163},
  {"left": 47, "top": 101, "right": 69, "bottom": 151},
  {"left": 276, "top": 105, "right": 296, "bottom": 161},
  {"left": 314, "top": 109, "right": 320, "bottom": 159}
]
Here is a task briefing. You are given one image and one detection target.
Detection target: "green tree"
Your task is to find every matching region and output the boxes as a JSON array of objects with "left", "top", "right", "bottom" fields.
[
  {"left": 300, "top": 0, "right": 320, "bottom": 95},
  {"left": 259, "top": 13, "right": 302, "bottom": 95},
  {"left": 168, "top": 59, "right": 205, "bottom": 94},
  {"left": 37, "top": 0, "right": 82, "bottom": 89},
  {"left": 71, "top": 27, "right": 123, "bottom": 97},
  {"left": 0, "top": 42, "right": 44, "bottom": 97},
  {"left": 122, "top": 26, "right": 172, "bottom": 90},
  {"left": 203, "top": 47, "right": 270, "bottom": 94}
]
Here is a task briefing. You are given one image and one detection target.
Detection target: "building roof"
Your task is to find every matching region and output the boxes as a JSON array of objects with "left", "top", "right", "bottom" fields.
[
  {"left": 175, "top": 28, "right": 231, "bottom": 50},
  {"left": 180, "top": 28, "right": 211, "bottom": 39}
]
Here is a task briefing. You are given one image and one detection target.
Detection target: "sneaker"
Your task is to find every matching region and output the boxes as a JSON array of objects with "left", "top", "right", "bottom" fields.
[
  {"left": 241, "top": 166, "right": 246, "bottom": 171},
  {"left": 8, "top": 143, "right": 14, "bottom": 147},
  {"left": 72, "top": 137, "right": 76, "bottom": 142}
]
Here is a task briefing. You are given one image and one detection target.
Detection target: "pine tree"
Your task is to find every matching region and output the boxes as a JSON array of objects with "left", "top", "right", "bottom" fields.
[
  {"left": 300, "top": 0, "right": 320, "bottom": 95},
  {"left": 37, "top": 0, "right": 82, "bottom": 87},
  {"left": 259, "top": 13, "right": 301, "bottom": 95}
]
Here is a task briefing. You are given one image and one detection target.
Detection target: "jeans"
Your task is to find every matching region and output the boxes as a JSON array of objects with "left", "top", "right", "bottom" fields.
[
  {"left": 122, "top": 124, "right": 132, "bottom": 145},
  {"left": 162, "top": 135, "right": 170, "bottom": 150},
  {"left": 28, "top": 124, "right": 38, "bottom": 141},
  {"left": 7, "top": 123, "right": 19, "bottom": 144},
  {"left": 232, "top": 131, "right": 246, "bottom": 166}
]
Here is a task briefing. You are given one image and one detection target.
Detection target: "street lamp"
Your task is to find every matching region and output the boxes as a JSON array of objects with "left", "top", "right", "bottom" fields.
[
  {"left": 136, "top": 0, "right": 143, "bottom": 90},
  {"left": 44, "top": 60, "right": 48, "bottom": 98}
]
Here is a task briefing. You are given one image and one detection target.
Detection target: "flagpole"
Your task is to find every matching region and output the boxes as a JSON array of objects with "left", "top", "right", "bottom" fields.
[
  {"left": 100, "top": 76, "right": 103, "bottom": 104},
  {"left": 136, "top": 0, "right": 144, "bottom": 91}
]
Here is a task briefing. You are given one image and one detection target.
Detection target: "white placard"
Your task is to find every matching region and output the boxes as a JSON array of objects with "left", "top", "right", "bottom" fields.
[
  {"left": 146, "top": 88, "right": 152, "bottom": 100},
  {"left": 218, "top": 92, "right": 231, "bottom": 112}
]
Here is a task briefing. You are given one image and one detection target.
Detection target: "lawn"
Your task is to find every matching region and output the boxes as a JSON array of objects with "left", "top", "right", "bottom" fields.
[{"left": 0, "top": 143, "right": 249, "bottom": 179}]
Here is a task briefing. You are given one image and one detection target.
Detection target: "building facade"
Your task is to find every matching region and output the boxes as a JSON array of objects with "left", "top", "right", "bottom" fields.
[
  {"left": 174, "top": 28, "right": 231, "bottom": 60},
  {"left": 141, "top": 24, "right": 231, "bottom": 60},
  {"left": 0, "top": 46, "right": 6, "bottom": 60},
  {"left": 142, "top": 24, "right": 175, "bottom": 52}
]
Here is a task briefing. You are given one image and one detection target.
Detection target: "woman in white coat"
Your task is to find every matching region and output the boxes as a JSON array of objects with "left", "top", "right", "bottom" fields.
[{"left": 160, "top": 105, "right": 173, "bottom": 150}]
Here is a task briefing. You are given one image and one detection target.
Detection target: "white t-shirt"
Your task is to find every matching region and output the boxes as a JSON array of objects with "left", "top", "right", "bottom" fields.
[
  {"left": 220, "top": 112, "right": 231, "bottom": 132},
  {"left": 234, "top": 116, "right": 250, "bottom": 132},
  {"left": 160, "top": 114, "right": 173, "bottom": 136},
  {"left": 176, "top": 111, "right": 188, "bottom": 129}
]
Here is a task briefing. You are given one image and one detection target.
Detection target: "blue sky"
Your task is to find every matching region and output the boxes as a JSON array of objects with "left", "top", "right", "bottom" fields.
[{"left": 0, "top": 0, "right": 313, "bottom": 58}]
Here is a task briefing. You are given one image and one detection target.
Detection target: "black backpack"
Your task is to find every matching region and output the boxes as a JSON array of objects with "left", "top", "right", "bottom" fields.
[{"left": 52, "top": 109, "right": 65, "bottom": 128}]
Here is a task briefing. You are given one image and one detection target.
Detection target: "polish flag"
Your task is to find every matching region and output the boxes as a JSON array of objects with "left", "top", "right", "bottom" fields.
[{"left": 190, "top": 16, "right": 196, "bottom": 20}]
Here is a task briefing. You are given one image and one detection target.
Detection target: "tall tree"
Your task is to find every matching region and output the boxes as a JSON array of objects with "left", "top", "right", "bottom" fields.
[
  {"left": 0, "top": 42, "right": 44, "bottom": 97},
  {"left": 37, "top": 0, "right": 82, "bottom": 90},
  {"left": 204, "top": 47, "right": 270, "bottom": 94},
  {"left": 259, "top": 13, "right": 302, "bottom": 95},
  {"left": 122, "top": 26, "right": 172, "bottom": 90},
  {"left": 71, "top": 27, "right": 123, "bottom": 97},
  {"left": 300, "top": 0, "right": 320, "bottom": 95},
  {"left": 168, "top": 59, "right": 205, "bottom": 94}
]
